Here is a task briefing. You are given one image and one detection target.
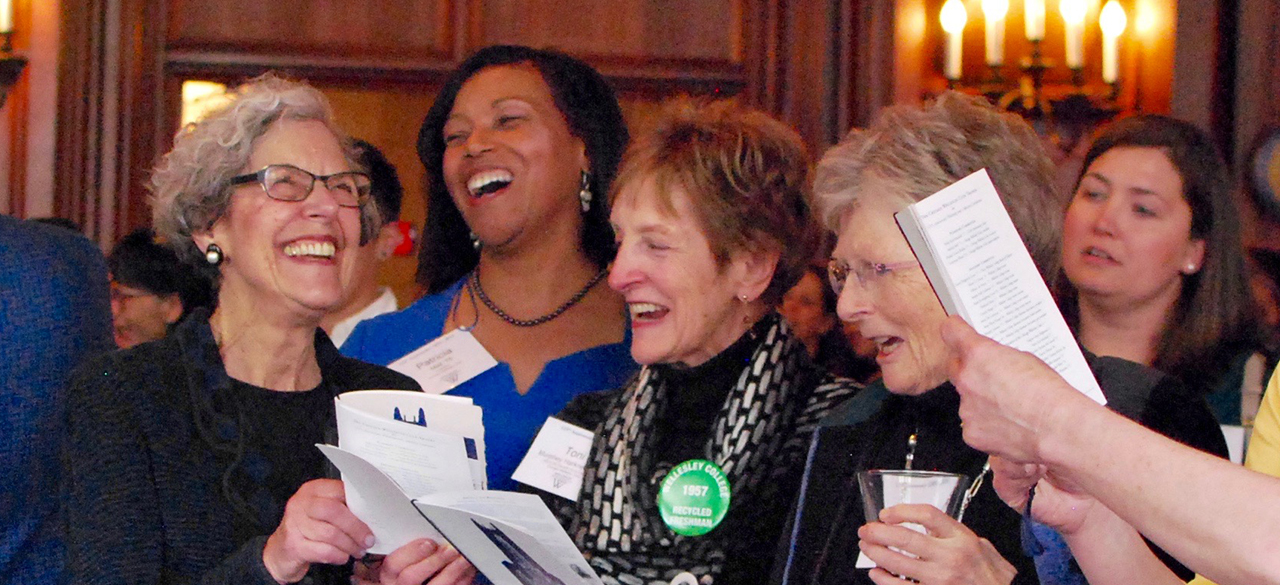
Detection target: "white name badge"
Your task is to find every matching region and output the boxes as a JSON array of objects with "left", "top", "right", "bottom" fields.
[
  {"left": 512, "top": 417, "right": 595, "bottom": 501},
  {"left": 387, "top": 329, "right": 498, "bottom": 395}
]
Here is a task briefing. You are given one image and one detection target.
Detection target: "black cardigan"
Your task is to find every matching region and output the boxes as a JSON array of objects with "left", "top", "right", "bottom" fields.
[{"left": 61, "top": 313, "right": 419, "bottom": 585}]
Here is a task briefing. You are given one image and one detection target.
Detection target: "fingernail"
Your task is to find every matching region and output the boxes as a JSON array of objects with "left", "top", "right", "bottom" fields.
[
  {"left": 364, "top": 535, "right": 377, "bottom": 548},
  {"left": 421, "top": 540, "right": 437, "bottom": 553}
]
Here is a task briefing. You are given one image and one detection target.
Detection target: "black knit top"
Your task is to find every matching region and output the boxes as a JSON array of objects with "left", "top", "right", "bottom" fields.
[{"left": 62, "top": 311, "right": 419, "bottom": 585}]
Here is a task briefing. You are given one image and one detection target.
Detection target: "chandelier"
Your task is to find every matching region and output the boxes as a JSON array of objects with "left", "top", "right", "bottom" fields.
[
  {"left": 0, "top": 0, "right": 25, "bottom": 109},
  {"left": 938, "top": 0, "right": 1129, "bottom": 153}
]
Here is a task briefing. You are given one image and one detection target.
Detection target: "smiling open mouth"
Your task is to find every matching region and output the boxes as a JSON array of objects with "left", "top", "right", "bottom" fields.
[
  {"left": 283, "top": 241, "right": 336, "bottom": 259},
  {"left": 467, "top": 170, "right": 513, "bottom": 198},
  {"left": 629, "top": 302, "right": 669, "bottom": 322}
]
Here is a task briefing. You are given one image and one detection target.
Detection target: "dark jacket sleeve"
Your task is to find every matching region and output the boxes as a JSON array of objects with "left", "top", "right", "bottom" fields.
[
  {"left": 63, "top": 354, "right": 170, "bottom": 585},
  {"left": 62, "top": 354, "right": 286, "bottom": 585},
  {"left": 200, "top": 537, "right": 279, "bottom": 585}
]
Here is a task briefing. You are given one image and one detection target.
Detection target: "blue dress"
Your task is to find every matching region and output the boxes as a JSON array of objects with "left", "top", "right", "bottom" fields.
[{"left": 341, "top": 278, "right": 637, "bottom": 491}]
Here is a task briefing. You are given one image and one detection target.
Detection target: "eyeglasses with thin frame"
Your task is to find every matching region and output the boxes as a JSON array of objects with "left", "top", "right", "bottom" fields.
[
  {"left": 826, "top": 257, "right": 921, "bottom": 295},
  {"left": 228, "top": 164, "right": 371, "bottom": 209},
  {"left": 109, "top": 281, "right": 159, "bottom": 304}
]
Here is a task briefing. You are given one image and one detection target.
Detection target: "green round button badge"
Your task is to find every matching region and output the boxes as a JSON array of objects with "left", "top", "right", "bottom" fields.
[{"left": 657, "top": 459, "right": 731, "bottom": 536}]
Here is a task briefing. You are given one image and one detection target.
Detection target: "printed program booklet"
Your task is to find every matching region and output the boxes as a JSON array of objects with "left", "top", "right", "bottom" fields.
[
  {"left": 894, "top": 169, "right": 1106, "bottom": 404},
  {"left": 318, "top": 390, "right": 602, "bottom": 585}
]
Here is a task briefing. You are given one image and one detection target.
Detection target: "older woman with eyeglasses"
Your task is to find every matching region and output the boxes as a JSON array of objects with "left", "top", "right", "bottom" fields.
[
  {"left": 62, "top": 75, "right": 474, "bottom": 585},
  {"left": 774, "top": 93, "right": 1225, "bottom": 585}
]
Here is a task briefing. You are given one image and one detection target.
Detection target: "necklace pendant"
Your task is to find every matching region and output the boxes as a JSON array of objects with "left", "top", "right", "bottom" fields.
[{"left": 904, "top": 432, "right": 918, "bottom": 470}]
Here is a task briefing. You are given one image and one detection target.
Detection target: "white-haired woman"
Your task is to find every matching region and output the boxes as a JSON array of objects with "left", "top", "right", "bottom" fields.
[
  {"left": 62, "top": 75, "right": 474, "bottom": 585},
  {"left": 778, "top": 93, "right": 1225, "bottom": 585}
]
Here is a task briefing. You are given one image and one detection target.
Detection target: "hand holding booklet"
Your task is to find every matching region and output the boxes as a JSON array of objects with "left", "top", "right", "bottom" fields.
[
  {"left": 318, "top": 390, "right": 602, "bottom": 585},
  {"left": 895, "top": 168, "right": 1106, "bottom": 404}
]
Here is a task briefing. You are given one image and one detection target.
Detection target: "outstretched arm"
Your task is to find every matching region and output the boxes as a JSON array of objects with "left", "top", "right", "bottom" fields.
[
  {"left": 990, "top": 458, "right": 1182, "bottom": 585},
  {"left": 943, "top": 317, "right": 1280, "bottom": 585}
]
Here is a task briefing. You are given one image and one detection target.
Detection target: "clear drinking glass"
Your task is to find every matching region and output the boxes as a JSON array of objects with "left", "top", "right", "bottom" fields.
[
  {"left": 854, "top": 470, "right": 974, "bottom": 573},
  {"left": 857, "top": 469, "right": 972, "bottom": 521}
]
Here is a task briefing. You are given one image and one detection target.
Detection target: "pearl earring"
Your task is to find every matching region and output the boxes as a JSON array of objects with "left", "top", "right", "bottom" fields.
[{"left": 204, "top": 243, "right": 224, "bottom": 266}]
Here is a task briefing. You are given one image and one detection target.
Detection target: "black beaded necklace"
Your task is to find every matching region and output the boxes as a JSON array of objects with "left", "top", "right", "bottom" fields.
[{"left": 469, "top": 265, "right": 608, "bottom": 327}]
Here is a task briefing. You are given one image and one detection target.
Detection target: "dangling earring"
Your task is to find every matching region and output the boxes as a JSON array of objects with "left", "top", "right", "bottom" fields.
[
  {"left": 579, "top": 171, "right": 593, "bottom": 213},
  {"left": 205, "top": 243, "right": 224, "bottom": 266},
  {"left": 470, "top": 231, "right": 482, "bottom": 251}
]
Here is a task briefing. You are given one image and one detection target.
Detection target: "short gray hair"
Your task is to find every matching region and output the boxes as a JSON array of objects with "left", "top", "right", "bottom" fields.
[
  {"left": 150, "top": 73, "right": 378, "bottom": 277},
  {"left": 814, "top": 91, "right": 1062, "bottom": 280}
]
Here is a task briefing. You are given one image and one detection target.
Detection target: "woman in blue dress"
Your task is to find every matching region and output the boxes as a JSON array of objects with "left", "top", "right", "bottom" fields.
[{"left": 342, "top": 45, "right": 637, "bottom": 491}]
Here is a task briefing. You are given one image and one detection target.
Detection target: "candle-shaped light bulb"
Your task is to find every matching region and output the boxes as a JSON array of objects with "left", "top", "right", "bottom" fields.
[
  {"left": 1060, "top": 0, "right": 1087, "bottom": 69},
  {"left": 1100, "top": 0, "right": 1127, "bottom": 84},
  {"left": 940, "top": 0, "right": 968, "bottom": 80},
  {"left": 0, "top": 0, "right": 13, "bottom": 35},
  {"left": 982, "top": 0, "right": 1009, "bottom": 66},
  {"left": 1025, "top": 0, "right": 1046, "bottom": 41}
]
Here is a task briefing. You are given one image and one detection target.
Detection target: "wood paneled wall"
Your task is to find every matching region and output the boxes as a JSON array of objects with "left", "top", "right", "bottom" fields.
[
  {"left": 54, "top": 0, "right": 860, "bottom": 250},
  {"left": 1234, "top": 0, "right": 1280, "bottom": 250}
]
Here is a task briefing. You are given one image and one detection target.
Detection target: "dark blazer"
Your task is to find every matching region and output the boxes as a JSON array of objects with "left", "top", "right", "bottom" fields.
[
  {"left": 61, "top": 312, "right": 419, "bottom": 585},
  {"left": 0, "top": 216, "right": 113, "bottom": 585}
]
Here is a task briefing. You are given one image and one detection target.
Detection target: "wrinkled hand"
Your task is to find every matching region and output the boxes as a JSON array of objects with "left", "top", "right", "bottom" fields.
[
  {"left": 262, "top": 479, "right": 374, "bottom": 584},
  {"left": 991, "top": 457, "right": 1099, "bottom": 536},
  {"left": 941, "top": 317, "right": 1081, "bottom": 464},
  {"left": 857, "top": 504, "right": 1016, "bottom": 585},
  {"left": 352, "top": 539, "right": 477, "bottom": 585}
]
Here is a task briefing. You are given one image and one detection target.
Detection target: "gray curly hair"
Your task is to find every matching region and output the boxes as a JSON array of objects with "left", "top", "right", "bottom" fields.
[
  {"left": 814, "top": 91, "right": 1062, "bottom": 281},
  {"left": 150, "top": 73, "right": 379, "bottom": 278}
]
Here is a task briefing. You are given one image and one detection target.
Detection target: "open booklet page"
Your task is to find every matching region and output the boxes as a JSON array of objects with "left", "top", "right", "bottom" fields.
[
  {"left": 895, "top": 169, "right": 1106, "bottom": 404},
  {"left": 414, "top": 491, "right": 603, "bottom": 585},
  {"left": 335, "top": 390, "right": 487, "bottom": 489},
  {"left": 320, "top": 390, "right": 597, "bottom": 585},
  {"left": 318, "top": 444, "right": 447, "bottom": 554},
  {"left": 323, "top": 390, "right": 486, "bottom": 554}
]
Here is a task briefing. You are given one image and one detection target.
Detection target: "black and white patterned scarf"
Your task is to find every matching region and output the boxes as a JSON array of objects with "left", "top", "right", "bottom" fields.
[{"left": 568, "top": 315, "right": 858, "bottom": 585}]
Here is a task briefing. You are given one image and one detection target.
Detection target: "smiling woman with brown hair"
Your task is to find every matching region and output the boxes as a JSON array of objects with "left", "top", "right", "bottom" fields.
[{"left": 552, "top": 99, "right": 861, "bottom": 585}]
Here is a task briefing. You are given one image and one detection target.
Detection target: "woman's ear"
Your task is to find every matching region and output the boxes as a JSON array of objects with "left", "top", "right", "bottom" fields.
[
  {"left": 191, "top": 231, "right": 215, "bottom": 257},
  {"left": 732, "top": 247, "right": 782, "bottom": 303},
  {"left": 576, "top": 140, "right": 590, "bottom": 175},
  {"left": 1182, "top": 238, "right": 1207, "bottom": 275},
  {"left": 159, "top": 295, "right": 184, "bottom": 325}
]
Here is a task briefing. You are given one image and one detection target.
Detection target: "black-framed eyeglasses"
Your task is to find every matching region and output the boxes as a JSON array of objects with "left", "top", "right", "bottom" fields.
[
  {"left": 229, "top": 164, "right": 371, "bottom": 209},
  {"left": 827, "top": 257, "right": 921, "bottom": 295}
]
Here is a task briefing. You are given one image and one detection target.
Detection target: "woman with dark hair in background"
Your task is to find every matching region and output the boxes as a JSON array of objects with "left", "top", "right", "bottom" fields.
[
  {"left": 342, "top": 45, "right": 637, "bottom": 491},
  {"left": 1056, "top": 115, "right": 1263, "bottom": 424},
  {"left": 781, "top": 263, "right": 879, "bottom": 382},
  {"left": 108, "top": 227, "right": 214, "bottom": 348}
]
